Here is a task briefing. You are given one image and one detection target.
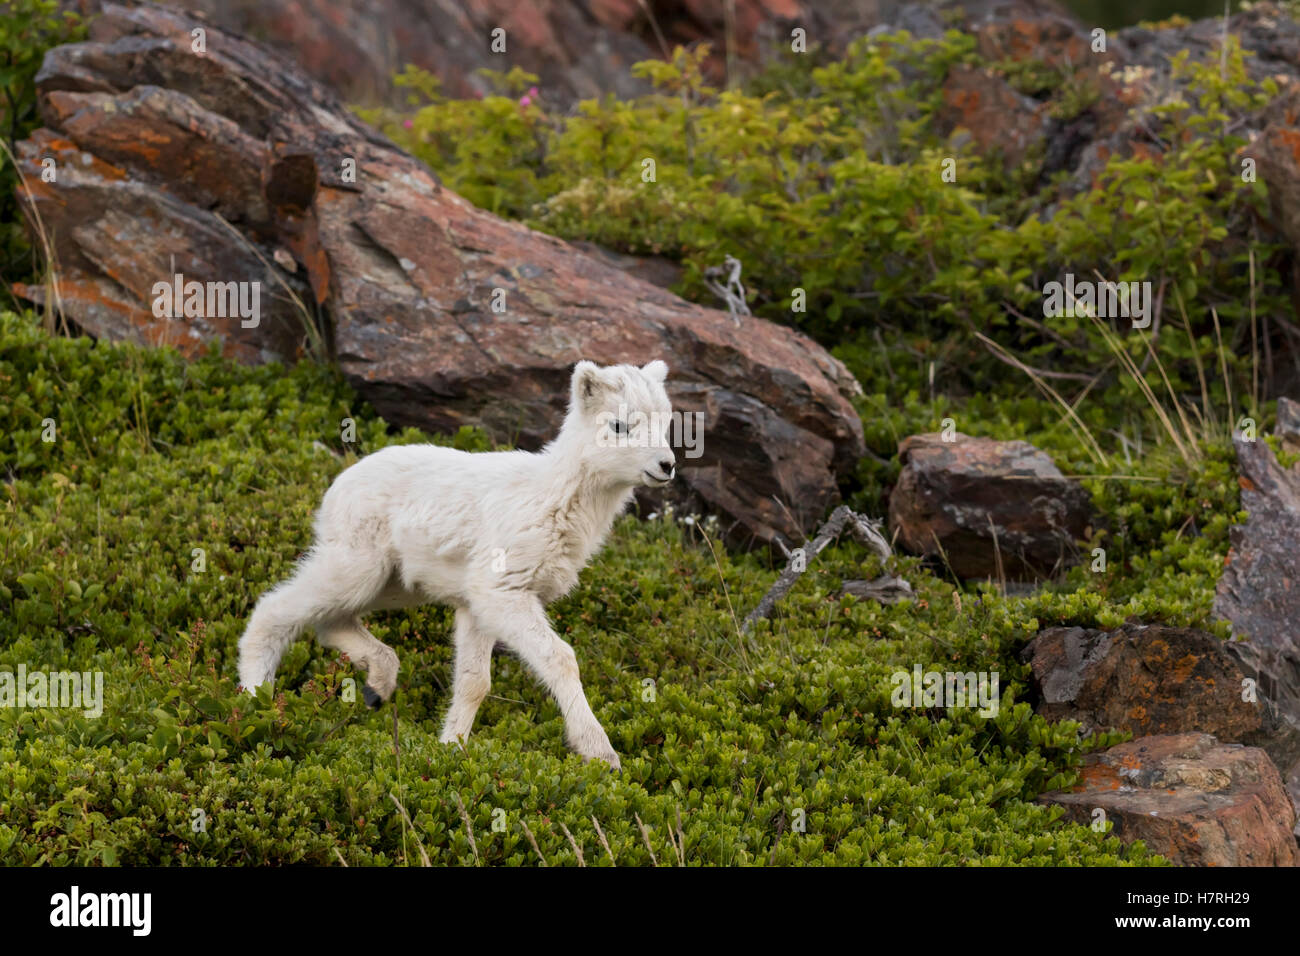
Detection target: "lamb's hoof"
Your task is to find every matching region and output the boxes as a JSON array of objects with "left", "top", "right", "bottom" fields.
[
  {"left": 362, "top": 684, "right": 384, "bottom": 709},
  {"left": 586, "top": 751, "right": 622, "bottom": 773}
]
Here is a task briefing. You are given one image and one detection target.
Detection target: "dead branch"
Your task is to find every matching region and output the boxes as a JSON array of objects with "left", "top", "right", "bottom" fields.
[{"left": 741, "top": 506, "right": 893, "bottom": 633}]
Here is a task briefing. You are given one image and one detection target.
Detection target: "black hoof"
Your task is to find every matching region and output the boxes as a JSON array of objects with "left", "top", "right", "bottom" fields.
[{"left": 362, "top": 685, "right": 383, "bottom": 709}]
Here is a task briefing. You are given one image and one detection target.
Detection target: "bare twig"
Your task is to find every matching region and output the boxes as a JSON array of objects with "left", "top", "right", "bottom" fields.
[
  {"left": 703, "top": 254, "right": 751, "bottom": 324},
  {"left": 840, "top": 575, "right": 914, "bottom": 605},
  {"left": 742, "top": 506, "right": 892, "bottom": 633}
]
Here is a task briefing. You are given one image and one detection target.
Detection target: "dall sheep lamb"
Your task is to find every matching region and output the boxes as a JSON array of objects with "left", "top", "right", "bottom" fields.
[{"left": 237, "top": 360, "right": 677, "bottom": 769}]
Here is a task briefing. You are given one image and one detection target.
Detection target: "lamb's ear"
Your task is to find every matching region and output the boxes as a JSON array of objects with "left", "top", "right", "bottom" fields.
[
  {"left": 642, "top": 360, "right": 668, "bottom": 383},
  {"left": 572, "top": 361, "right": 611, "bottom": 412}
]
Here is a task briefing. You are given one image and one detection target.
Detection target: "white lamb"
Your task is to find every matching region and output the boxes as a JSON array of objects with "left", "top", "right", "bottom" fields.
[{"left": 237, "top": 360, "right": 677, "bottom": 769}]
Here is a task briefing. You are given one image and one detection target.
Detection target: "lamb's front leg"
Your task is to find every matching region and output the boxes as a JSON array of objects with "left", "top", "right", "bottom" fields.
[
  {"left": 472, "top": 592, "right": 620, "bottom": 770},
  {"left": 439, "top": 607, "right": 494, "bottom": 744}
]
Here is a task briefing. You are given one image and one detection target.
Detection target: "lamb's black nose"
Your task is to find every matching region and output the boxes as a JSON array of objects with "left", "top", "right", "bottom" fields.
[{"left": 659, "top": 459, "right": 676, "bottom": 478}]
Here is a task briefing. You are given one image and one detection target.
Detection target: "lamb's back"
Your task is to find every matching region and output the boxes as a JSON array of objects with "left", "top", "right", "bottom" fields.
[{"left": 314, "top": 443, "right": 536, "bottom": 549}]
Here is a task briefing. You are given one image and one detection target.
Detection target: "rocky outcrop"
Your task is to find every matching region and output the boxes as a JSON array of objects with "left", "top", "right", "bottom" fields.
[
  {"left": 53, "top": 0, "right": 1124, "bottom": 114},
  {"left": 14, "top": 2, "right": 865, "bottom": 549},
  {"left": 1278, "top": 396, "right": 1300, "bottom": 452},
  {"left": 1021, "top": 623, "right": 1261, "bottom": 742},
  {"left": 1216, "top": 436, "right": 1300, "bottom": 726},
  {"left": 938, "top": 64, "right": 1051, "bottom": 170},
  {"left": 1214, "top": 434, "right": 1300, "bottom": 830},
  {"left": 57, "top": 0, "right": 871, "bottom": 110},
  {"left": 1118, "top": 4, "right": 1300, "bottom": 84},
  {"left": 887, "top": 433, "right": 1091, "bottom": 579},
  {"left": 1039, "top": 733, "right": 1299, "bottom": 867}
]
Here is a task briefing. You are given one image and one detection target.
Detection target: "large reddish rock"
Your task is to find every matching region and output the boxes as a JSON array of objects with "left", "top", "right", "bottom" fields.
[
  {"left": 887, "top": 432, "right": 1091, "bottom": 579},
  {"left": 1039, "top": 733, "right": 1299, "bottom": 867},
  {"left": 1021, "top": 623, "right": 1261, "bottom": 742},
  {"left": 14, "top": 2, "right": 865, "bottom": 549}
]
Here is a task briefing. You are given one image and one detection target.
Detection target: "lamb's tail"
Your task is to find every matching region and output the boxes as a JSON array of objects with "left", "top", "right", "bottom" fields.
[{"left": 237, "top": 546, "right": 389, "bottom": 691}]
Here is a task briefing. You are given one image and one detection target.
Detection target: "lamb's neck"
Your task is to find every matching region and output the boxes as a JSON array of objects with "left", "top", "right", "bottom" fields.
[{"left": 537, "top": 445, "right": 631, "bottom": 543}]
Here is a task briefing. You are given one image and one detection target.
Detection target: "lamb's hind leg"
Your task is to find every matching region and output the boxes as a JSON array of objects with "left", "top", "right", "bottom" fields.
[
  {"left": 439, "top": 608, "right": 494, "bottom": 744},
  {"left": 472, "top": 592, "right": 619, "bottom": 770},
  {"left": 238, "top": 546, "right": 389, "bottom": 693},
  {"left": 318, "top": 617, "right": 400, "bottom": 708}
]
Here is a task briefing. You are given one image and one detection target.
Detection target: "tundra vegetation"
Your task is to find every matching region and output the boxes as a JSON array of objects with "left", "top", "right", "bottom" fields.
[{"left": 0, "top": 1, "right": 1288, "bottom": 864}]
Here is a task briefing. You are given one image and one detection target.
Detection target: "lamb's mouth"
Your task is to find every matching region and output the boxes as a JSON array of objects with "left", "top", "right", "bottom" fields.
[{"left": 643, "top": 470, "right": 672, "bottom": 486}]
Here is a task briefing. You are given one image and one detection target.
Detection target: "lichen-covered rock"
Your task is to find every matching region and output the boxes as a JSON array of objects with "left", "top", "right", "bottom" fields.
[
  {"left": 1039, "top": 733, "right": 1299, "bottom": 867},
  {"left": 938, "top": 64, "right": 1051, "bottom": 169},
  {"left": 1278, "top": 396, "right": 1300, "bottom": 452},
  {"left": 1021, "top": 623, "right": 1261, "bottom": 741},
  {"left": 1214, "top": 434, "right": 1300, "bottom": 833}
]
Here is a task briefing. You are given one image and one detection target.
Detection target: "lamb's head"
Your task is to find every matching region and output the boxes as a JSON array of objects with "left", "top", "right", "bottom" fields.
[{"left": 566, "top": 359, "right": 676, "bottom": 488}]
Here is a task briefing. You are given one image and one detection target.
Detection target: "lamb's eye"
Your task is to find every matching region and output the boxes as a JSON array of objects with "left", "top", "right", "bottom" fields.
[{"left": 611, "top": 420, "right": 628, "bottom": 435}]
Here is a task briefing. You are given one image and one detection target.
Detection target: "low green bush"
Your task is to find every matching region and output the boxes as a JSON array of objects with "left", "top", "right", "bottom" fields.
[{"left": 0, "top": 309, "right": 1166, "bottom": 865}]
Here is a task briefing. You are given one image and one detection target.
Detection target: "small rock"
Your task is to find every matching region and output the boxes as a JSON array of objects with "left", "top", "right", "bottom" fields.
[{"left": 887, "top": 432, "right": 1091, "bottom": 579}]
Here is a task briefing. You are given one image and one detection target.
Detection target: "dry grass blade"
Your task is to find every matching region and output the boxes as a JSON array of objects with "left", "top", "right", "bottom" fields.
[
  {"left": 559, "top": 822, "right": 586, "bottom": 866},
  {"left": 519, "top": 818, "right": 549, "bottom": 867},
  {"left": 211, "top": 211, "right": 328, "bottom": 362},
  {"left": 388, "top": 792, "right": 432, "bottom": 867},
  {"left": 987, "top": 514, "right": 1006, "bottom": 597},
  {"left": 453, "top": 792, "right": 481, "bottom": 865},
  {"left": 674, "top": 805, "right": 686, "bottom": 866},
  {"left": 634, "top": 813, "right": 659, "bottom": 867},
  {"left": 1249, "top": 245, "right": 1259, "bottom": 414},
  {"left": 1210, "top": 305, "right": 1234, "bottom": 437},
  {"left": 973, "top": 332, "right": 1108, "bottom": 466},
  {"left": 1082, "top": 310, "right": 1193, "bottom": 464},
  {"left": 0, "top": 137, "right": 65, "bottom": 335},
  {"left": 698, "top": 523, "right": 747, "bottom": 666},
  {"left": 591, "top": 815, "right": 616, "bottom": 866}
]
